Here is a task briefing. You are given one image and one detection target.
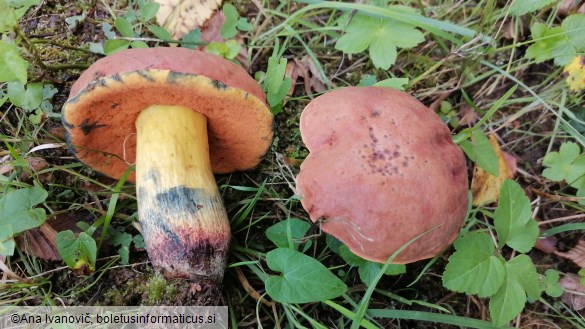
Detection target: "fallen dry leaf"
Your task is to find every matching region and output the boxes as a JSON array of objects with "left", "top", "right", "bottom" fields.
[
  {"left": 555, "top": 240, "right": 585, "bottom": 267},
  {"left": 299, "top": 55, "right": 330, "bottom": 93},
  {"left": 560, "top": 273, "right": 585, "bottom": 311},
  {"left": 564, "top": 55, "right": 585, "bottom": 92},
  {"left": 285, "top": 58, "right": 309, "bottom": 96},
  {"left": 459, "top": 105, "right": 479, "bottom": 126},
  {"left": 199, "top": 10, "right": 224, "bottom": 44},
  {"left": 0, "top": 255, "right": 31, "bottom": 283},
  {"left": 534, "top": 236, "right": 558, "bottom": 254},
  {"left": 0, "top": 156, "right": 52, "bottom": 183},
  {"left": 471, "top": 134, "right": 518, "bottom": 205},
  {"left": 285, "top": 56, "right": 331, "bottom": 97},
  {"left": 16, "top": 223, "right": 60, "bottom": 261},
  {"left": 559, "top": 0, "right": 585, "bottom": 16},
  {"left": 155, "top": 0, "right": 222, "bottom": 39},
  {"left": 16, "top": 211, "right": 94, "bottom": 261},
  {"left": 196, "top": 11, "right": 250, "bottom": 69}
]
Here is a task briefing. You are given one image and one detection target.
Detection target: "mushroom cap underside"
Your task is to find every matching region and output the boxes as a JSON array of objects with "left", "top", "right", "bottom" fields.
[
  {"left": 62, "top": 48, "right": 272, "bottom": 182},
  {"left": 63, "top": 70, "right": 272, "bottom": 182},
  {"left": 296, "top": 86, "right": 469, "bottom": 264}
]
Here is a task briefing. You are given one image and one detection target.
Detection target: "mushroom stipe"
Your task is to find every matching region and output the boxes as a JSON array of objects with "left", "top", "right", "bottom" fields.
[
  {"left": 135, "top": 105, "right": 230, "bottom": 281},
  {"left": 62, "top": 48, "right": 272, "bottom": 293}
]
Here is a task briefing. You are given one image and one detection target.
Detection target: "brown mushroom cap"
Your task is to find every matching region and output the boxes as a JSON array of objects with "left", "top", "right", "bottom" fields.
[
  {"left": 62, "top": 47, "right": 272, "bottom": 182},
  {"left": 296, "top": 86, "right": 468, "bottom": 264}
]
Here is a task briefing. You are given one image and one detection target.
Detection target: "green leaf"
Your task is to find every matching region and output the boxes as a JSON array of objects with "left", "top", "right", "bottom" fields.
[
  {"left": 130, "top": 40, "right": 149, "bottom": 48},
  {"left": 266, "top": 56, "right": 287, "bottom": 94},
  {"left": 543, "top": 269, "right": 563, "bottom": 298},
  {"left": 104, "top": 39, "right": 130, "bottom": 55},
  {"left": 109, "top": 230, "right": 132, "bottom": 265},
  {"left": 561, "top": 14, "right": 585, "bottom": 51},
  {"left": 525, "top": 24, "right": 575, "bottom": 66},
  {"left": 223, "top": 39, "right": 241, "bottom": 59},
  {"left": 114, "top": 17, "right": 134, "bottom": 37},
  {"left": 56, "top": 231, "right": 97, "bottom": 271},
  {"left": 326, "top": 235, "right": 343, "bottom": 254},
  {"left": 543, "top": 142, "right": 585, "bottom": 189},
  {"left": 507, "top": 255, "right": 541, "bottom": 300},
  {"left": 489, "top": 273, "right": 525, "bottom": 327},
  {"left": 0, "top": 225, "right": 16, "bottom": 256},
  {"left": 265, "top": 248, "right": 347, "bottom": 303},
  {"left": 133, "top": 234, "right": 145, "bottom": 249},
  {"left": 267, "top": 77, "right": 291, "bottom": 112},
  {"left": 101, "top": 22, "right": 116, "bottom": 39},
  {"left": 181, "top": 29, "right": 201, "bottom": 49},
  {"left": 508, "top": 0, "right": 556, "bottom": 16},
  {"left": 489, "top": 255, "right": 540, "bottom": 327},
  {"left": 147, "top": 25, "right": 172, "bottom": 41},
  {"left": 358, "top": 262, "right": 406, "bottom": 286},
  {"left": 265, "top": 218, "right": 311, "bottom": 249},
  {"left": 358, "top": 74, "right": 378, "bottom": 86},
  {"left": 236, "top": 17, "right": 253, "bottom": 31},
  {"left": 139, "top": 1, "right": 159, "bottom": 22},
  {"left": 335, "top": 15, "right": 377, "bottom": 54},
  {"left": 10, "top": 0, "right": 40, "bottom": 19},
  {"left": 373, "top": 78, "right": 409, "bottom": 90},
  {"left": 369, "top": 35, "right": 397, "bottom": 71},
  {"left": 206, "top": 40, "right": 241, "bottom": 60},
  {"left": 28, "top": 108, "right": 42, "bottom": 124},
  {"left": 493, "top": 180, "right": 538, "bottom": 253},
  {"left": 206, "top": 42, "right": 227, "bottom": 56},
  {"left": 358, "top": 261, "right": 382, "bottom": 286},
  {"left": 335, "top": 13, "right": 424, "bottom": 70},
  {"left": 339, "top": 244, "right": 366, "bottom": 267},
  {"left": 7, "top": 81, "right": 43, "bottom": 111},
  {"left": 221, "top": 3, "right": 239, "bottom": 39},
  {"left": 0, "top": 38, "right": 29, "bottom": 83},
  {"left": 459, "top": 129, "right": 499, "bottom": 175},
  {"left": 442, "top": 232, "right": 506, "bottom": 297},
  {"left": 0, "top": 186, "right": 47, "bottom": 235},
  {"left": 0, "top": 0, "right": 18, "bottom": 33}
]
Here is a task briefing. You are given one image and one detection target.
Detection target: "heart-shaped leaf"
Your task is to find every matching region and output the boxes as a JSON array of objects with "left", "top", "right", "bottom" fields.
[{"left": 265, "top": 248, "right": 347, "bottom": 303}]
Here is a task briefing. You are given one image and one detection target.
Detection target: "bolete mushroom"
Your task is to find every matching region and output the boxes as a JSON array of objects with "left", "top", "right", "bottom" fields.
[
  {"left": 62, "top": 48, "right": 272, "bottom": 284},
  {"left": 296, "top": 87, "right": 468, "bottom": 264}
]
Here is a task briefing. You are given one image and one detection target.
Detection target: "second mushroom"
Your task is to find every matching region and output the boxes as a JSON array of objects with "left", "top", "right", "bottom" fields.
[
  {"left": 296, "top": 86, "right": 468, "bottom": 264},
  {"left": 62, "top": 48, "right": 272, "bottom": 285}
]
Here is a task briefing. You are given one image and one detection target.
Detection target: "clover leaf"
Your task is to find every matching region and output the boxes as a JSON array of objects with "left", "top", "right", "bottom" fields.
[
  {"left": 489, "top": 255, "right": 541, "bottom": 327},
  {"left": 508, "top": 0, "right": 556, "bottom": 16},
  {"left": 335, "top": 12, "right": 424, "bottom": 70},
  {"left": 543, "top": 142, "right": 585, "bottom": 189},
  {"left": 443, "top": 231, "right": 506, "bottom": 297},
  {"left": 525, "top": 23, "right": 575, "bottom": 66}
]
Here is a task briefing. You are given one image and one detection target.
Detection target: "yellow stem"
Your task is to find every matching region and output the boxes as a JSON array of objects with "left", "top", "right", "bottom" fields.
[{"left": 135, "top": 105, "right": 230, "bottom": 281}]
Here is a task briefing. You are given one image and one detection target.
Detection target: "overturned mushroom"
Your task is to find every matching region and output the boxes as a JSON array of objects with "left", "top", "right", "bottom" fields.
[
  {"left": 62, "top": 48, "right": 272, "bottom": 285},
  {"left": 296, "top": 87, "right": 468, "bottom": 264}
]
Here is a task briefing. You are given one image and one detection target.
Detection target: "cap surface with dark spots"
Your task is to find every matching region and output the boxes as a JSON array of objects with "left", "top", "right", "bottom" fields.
[{"left": 296, "top": 86, "right": 468, "bottom": 264}]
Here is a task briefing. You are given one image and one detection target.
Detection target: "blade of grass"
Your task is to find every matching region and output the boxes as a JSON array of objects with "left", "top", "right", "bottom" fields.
[
  {"left": 97, "top": 166, "right": 133, "bottom": 251},
  {"left": 323, "top": 300, "right": 379, "bottom": 329},
  {"left": 367, "top": 309, "right": 514, "bottom": 329},
  {"left": 295, "top": 0, "right": 493, "bottom": 45},
  {"left": 350, "top": 226, "right": 440, "bottom": 329},
  {"left": 543, "top": 223, "right": 585, "bottom": 237}
]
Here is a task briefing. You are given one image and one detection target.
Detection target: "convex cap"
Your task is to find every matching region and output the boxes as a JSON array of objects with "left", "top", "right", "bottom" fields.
[
  {"left": 296, "top": 86, "right": 469, "bottom": 264},
  {"left": 63, "top": 47, "right": 272, "bottom": 182}
]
